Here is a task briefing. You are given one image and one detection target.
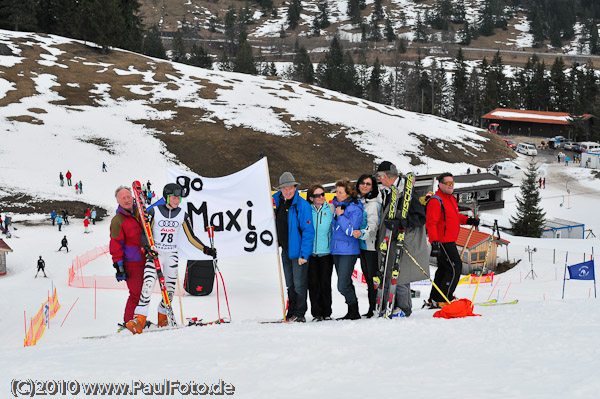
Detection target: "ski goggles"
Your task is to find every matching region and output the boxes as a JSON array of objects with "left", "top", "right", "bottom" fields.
[{"left": 168, "top": 187, "right": 183, "bottom": 197}]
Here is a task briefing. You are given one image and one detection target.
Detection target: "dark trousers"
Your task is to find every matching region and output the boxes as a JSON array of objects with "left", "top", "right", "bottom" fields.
[
  {"left": 58, "top": 244, "right": 69, "bottom": 252},
  {"left": 359, "top": 249, "right": 378, "bottom": 311},
  {"left": 308, "top": 254, "right": 333, "bottom": 318},
  {"left": 281, "top": 247, "right": 308, "bottom": 317},
  {"left": 124, "top": 262, "right": 145, "bottom": 323},
  {"left": 333, "top": 254, "right": 358, "bottom": 305},
  {"left": 67, "top": 178, "right": 72, "bottom": 186},
  {"left": 430, "top": 242, "right": 462, "bottom": 303}
]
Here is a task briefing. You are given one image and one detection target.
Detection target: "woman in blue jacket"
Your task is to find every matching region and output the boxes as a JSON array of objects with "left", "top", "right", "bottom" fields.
[
  {"left": 331, "top": 179, "right": 364, "bottom": 320},
  {"left": 307, "top": 184, "right": 335, "bottom": 321}
]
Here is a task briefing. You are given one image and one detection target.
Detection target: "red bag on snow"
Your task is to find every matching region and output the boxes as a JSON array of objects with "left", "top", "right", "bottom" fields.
[{"left": 433, "top": 298, "right": 481, "bottom": 319}]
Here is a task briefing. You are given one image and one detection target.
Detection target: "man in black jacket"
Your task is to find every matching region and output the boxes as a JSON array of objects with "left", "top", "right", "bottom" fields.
[
  {"left": 35, "top": 256, "right": 47, "bottom": 278},
  {"left": 58, "top": 236, "right": 69, "bottom": 252}
]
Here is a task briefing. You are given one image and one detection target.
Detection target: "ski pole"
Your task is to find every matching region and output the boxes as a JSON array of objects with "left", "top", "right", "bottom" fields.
[
  {"left": 207, "top": 226, "right": 231, "bottom": 320},
  {"left": 401, "top": 246, "right": 451, "bottom": 304}
]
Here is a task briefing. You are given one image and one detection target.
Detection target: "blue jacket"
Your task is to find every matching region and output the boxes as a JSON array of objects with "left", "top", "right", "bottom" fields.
[
  {"left": 331, "top": 197, "right": 363, "bottom": 255},
  {"left": 273, "top": 190, "right": 315, "bottom": 260},
  {"left": 311, "top": 203, "right": 334, "bottom": 255}
]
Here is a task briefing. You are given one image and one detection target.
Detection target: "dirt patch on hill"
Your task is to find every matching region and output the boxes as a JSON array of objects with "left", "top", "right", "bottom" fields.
[{"left": 0, "top": 192, "right": 108, "bottom": 221}]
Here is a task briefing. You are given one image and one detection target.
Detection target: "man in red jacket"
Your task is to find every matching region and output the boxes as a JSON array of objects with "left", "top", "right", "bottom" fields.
[
  {"left": 425, "top": 172, "right": 479, "bottom": 308},
  {"left": 109, "top": 186, "right": 146, "bottom": 325}
]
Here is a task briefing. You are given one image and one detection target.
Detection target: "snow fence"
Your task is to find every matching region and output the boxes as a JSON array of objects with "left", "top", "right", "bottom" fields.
[{"left": 24, "top": 287, "right": 60, "bottom": 347}]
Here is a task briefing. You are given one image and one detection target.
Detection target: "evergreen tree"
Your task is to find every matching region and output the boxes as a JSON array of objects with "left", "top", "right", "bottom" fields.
[
  {"left": 233, "top": 39, "right": 257, "bottom": 74},
  {"left": 373, "top": 0, "right": 384, "bottom": 22},
  {"left": 317, "top": 0, "right": 330, "bottom": 29},
  {"left": 385, "top": 18, "right": 395, "bottom": 42},
  {"left": 292, "top": 45, "right": 314, "bottom": 84},
  {"left": 510, "top": 160, "right": 546, "bottom": 238},
  {"left": 590, "top": 19, "right": 599, "bottom": 54},
  {"left": 188, "top": 43, "right": 213, "bottom": 69},
  {"left": 368, "top": 14, "right": 382, "bottom": 42},
  {"left": 479, "top": 0, "right": 495, "bottom": 36},
  {"left": 79, "top": 0, "right": 124, "bottom": 53},
  {"left": 549, "top": 57, "right": 569, "bottom": 111},
  {"left": 287, "top": 0, "right": 302, "bottom": 30},
  {"left": 431, "top": 0, "right": 452, "bottom": 30},
  {"left": 142, "top": 25, "right": 167, "bottom": 59},
  {"left": 452, "top": 0, "right": 467, "bottom": 24},
  {"left": 414, "top": 13, "right": 427, "bottom": 42},
  {"left": 347, "top": 0, "right": 361, "bottom": 26},
  {"left": 224, "top": 6, "right": 237, "bottom": 55},
  {"left": 209, "top": 15, "right": 219, "bottom": 33},
  {"left": 460, "top": 20, "right": 472, "bottom": 45},
  {"left": 452, "top": 48, "right": 469, "bottom": 122},
  {"left": 367, "top": 57, "right": 384, "bottom": 103},
  {"left": 171, "top": 30, "right": 186, "bottom": 63},
  {"left": 118, "top": 0, "right": 145, "bottom": 52},
  {"left": 0, "top": 0, "right": 38, "bottom": 32}
]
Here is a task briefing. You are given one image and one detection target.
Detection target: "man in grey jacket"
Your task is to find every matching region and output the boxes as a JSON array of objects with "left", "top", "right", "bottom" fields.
[{"left": 375, "top": 161, "right": 428, "bottom": 317}]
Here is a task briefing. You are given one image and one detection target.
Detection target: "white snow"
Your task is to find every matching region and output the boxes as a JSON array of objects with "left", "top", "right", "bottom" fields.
[
  {"left": 491, "top": 111, "right": 572, "bottom": 122},
  {"left": 1, "top": 29, "right": 600, "bottom": 399}
]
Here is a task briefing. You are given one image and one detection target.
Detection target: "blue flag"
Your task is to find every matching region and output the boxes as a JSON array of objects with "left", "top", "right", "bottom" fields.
[{"left": 567, "top": 260, "right": 595, "bottom": 281}]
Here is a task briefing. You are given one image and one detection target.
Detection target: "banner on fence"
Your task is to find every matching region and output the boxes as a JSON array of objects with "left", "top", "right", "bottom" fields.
[{"left": 25, "top": 287, "right": 60, "bottom": 347}]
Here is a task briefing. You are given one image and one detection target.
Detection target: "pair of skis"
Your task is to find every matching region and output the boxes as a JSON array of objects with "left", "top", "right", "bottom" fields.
[{"left": 374, "top": 173, "right": 415, "bottom": 319}]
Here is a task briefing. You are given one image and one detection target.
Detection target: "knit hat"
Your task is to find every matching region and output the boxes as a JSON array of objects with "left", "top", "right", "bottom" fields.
[{"left": 376, "top": 161, "right": 398, "bottom": 175}]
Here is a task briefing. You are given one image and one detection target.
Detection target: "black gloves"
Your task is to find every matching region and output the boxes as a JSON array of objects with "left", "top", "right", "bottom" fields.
[
  {"left": 113, "top": 261, "right": 128, "bottom": 281},
  {"left": 203, "top": 246, "right": 217, "bottom": 258},
  {"left": 430, "top": 241, "right": 441, "bottom": 258},
  {"left": 143, "top": 245, "right": 158, "bottom": 260},
  {"left": 467, "top": 217, "right": 480, "bottom": 227},
  {"left": 384, "top": 219, "right": 403, "bottom": 236}
]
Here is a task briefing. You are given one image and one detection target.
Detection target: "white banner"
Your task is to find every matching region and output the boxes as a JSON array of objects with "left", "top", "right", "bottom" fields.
[{"left": 166, "top": 158, "right": 277, "bottom": 260}]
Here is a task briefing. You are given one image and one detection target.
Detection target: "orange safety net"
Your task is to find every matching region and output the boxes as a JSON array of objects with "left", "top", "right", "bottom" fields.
[
  {"left": 433, "top": 299, "right": 481, "bottom": 319},
  {"left": 24, "top": 288, "right": 61, "bottom": 347},
  {"left": 68, "top": 245, "right": 182, "bottom": 295}
]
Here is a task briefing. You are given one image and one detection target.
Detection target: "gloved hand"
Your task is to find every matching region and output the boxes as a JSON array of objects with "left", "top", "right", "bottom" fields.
[
  {"left": 143, "top": 245, "right": 159, "bottom": 260},
  {"left": 466, "top": 217, "right": 480, "bottom": 227},
  {"left": 203, "top": 246, "right": 217, "bottom": 258},
  {"left": 430, "top": 241, "right": 441, "bottom": 258},
  {"left": 384, "top": 219, "right": 403, "bottom": 235},
  {"left": 113, "top": 261, "right": 128, "bottom": 281}
]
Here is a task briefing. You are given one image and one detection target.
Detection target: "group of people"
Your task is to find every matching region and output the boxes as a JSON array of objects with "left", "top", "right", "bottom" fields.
[
  {"left": 0, "top": 213, "right": 11, "bottom": 236},
  {"left": 141, "top": 181, "right": 155, "bottom": 205},
  {"left": 538, "top": 177, "right": 546, "bottom": 189},
  {"left": 273, "top": 161, "right": 480, "bottom": 322},
  {"left": 109, "top": 183, "right": 216, "bottom": 334},
  {"left": 59, "top": 170, "right": 83, "bottom": 193},
  {"left": 51, "top": 209, "right": 71, "bottom": 231}
]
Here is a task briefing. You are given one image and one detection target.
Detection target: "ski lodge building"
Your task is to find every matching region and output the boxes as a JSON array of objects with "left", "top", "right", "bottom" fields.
[
  {"left": 481, "top": 108, "right": 595, "bottom": 140},
  {"left": 0, "top": 238, "right": 12, "bottom": 275},
  {"left": 456, "top": 227, "right": 510, "bottom": 274}
]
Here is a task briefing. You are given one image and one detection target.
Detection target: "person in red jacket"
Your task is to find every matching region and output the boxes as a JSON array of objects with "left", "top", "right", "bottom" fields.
[
  {"left": 83, "top": 217, "right": 90, "bottom": 233},
  {"left": 425, "top": 172, "right": 479, "bottom": 308},
  {"left": 65, "top": 170, "right": 72, "bottom": 186},
  {"left": 109, "top": 186, "right": 146, "bottom": 325}
]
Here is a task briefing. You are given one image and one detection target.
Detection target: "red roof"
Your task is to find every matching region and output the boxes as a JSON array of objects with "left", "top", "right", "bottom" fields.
[
  {"left": 481, "top": 108, "right": 593, "bottom": 125},
  {"left": 0, "top": 238, "right": 13, "bottom": 252},
  {"left": 457, "top": 227, "right": 509, "bottom": 249}
]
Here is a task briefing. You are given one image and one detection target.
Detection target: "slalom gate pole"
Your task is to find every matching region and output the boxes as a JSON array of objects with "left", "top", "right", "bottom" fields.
[
  {"left": 460, "top": 203, "right": 476, "bottom": 260},
  {"left": 401, "top": 246, "right": 451, "bottom": 304},
  {"left": 207, "top": 226, "right": 231, "bottom": 320},
  {"left": 60, "top": 297, "right": 79, "bottom": 328},
  {"left": 471, "top": 223, "right": 497, "bottom": 307}
]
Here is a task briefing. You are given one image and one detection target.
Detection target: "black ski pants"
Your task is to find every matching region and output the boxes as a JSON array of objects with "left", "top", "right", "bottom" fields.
[
  {"left": 359, "top": 249, "right": 378, "bottom": 311},
  {"left": 430, "top": 242, "right": 462, "bottom": 303},
  {"left": 307, "top": 254, "right": 333, "bottom": 318}
]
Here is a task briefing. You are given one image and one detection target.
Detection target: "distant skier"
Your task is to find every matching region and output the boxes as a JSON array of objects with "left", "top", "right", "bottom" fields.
[
  {"left": 79, "top": 180, "right": 83, "bottom": 194},
  {"left": 50, "top": 210, "right": 56, "bottom": 226},
  {"left": 125, "top": 183, "right": 216, "bottom": 334},
  {"left": 543, "top": 177, "right": 546, "bottom": 189},
  {"left": 58, "top": 236, "right": 69, "bottom": 252},
  {"left": 56, "top": 215, "right": 63, "bottom": 231},
  {"left": 66, "top": 170, "right": 72, "bottom": 186},
  {"left": 59, "top": 172, "right": 64, "bottom": 186},
  {"left": 75, "top": 183, "right": 79, "bottom": 194},
  {"left": 84, "top": 218, "right": 90, "bottom": 233},
  {"left": 91, "top": 207, "right": 97, "bottom": 225},
  {"left": 102, "top": 162, "right": 107, "bottom": 172},
  {"left": 35, "top": 256, "right": 47, "bottom": 278}
]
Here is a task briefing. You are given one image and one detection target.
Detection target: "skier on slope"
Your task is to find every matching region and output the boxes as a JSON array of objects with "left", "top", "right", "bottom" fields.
[
  {"left": 58, "top": 236, "right": 69, "bottom": 252},
  {"left": 35, "top": 256, "right": 47, "bottom": 278},
  {"left": 125, "top": 183, "right": 217, "bottom": 334}
]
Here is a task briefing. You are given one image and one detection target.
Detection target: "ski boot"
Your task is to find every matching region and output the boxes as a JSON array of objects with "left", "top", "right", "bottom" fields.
[
  {"left": 125, "top": 314, "right": 147, "bottom": 334},
  {"left": 157, "top": 312, "right": 168, "bottom": 328}
]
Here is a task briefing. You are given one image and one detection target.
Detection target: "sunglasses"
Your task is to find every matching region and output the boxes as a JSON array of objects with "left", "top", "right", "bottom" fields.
[
  {"left": 441, "top": 181, "right": 455, "bottom": 186},
  {"left": 312, "top": 193, "right": 325, "bottom": 198},
  {"left": 359, "top": 182, "right": 372, "bottom": 186}
]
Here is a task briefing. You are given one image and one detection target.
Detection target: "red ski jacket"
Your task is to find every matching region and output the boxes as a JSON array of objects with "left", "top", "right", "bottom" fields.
[
  {"left": 425, "top": 189, "right": 468, "bottom": 243},
  {"left": 109, "top": 206, "right": 145, "bottom": 265},
  {"left": 66, "top": 171, "right": 72, "bottom": 179}
]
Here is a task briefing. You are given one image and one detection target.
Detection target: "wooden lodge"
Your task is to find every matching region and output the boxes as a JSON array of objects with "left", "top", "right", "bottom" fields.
[
  {"left": 0, "top": 238, "right": 13, "bottom": 276},
  {"left": 456, "top": 227, "right": 510, "bottom": 274}
]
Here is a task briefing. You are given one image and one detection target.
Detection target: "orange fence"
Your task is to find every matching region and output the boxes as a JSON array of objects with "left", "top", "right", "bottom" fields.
[
  {"left": 24, "top": 287, "right": 60, "bottom": 347},
  {"left": 68, "top": 246, "right": 182, "bottom": 295}
]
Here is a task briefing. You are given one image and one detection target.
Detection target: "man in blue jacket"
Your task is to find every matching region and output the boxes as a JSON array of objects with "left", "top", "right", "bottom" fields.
[{"left": 273, "top": 172, "right": 315, "bottom": 323}]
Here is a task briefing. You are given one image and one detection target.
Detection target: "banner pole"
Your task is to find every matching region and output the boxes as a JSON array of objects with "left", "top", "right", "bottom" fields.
[
  {"left": 264, "top": 157, "right": 287, "bottom": 322},
  {"left": 176, "top": 270, "right": 184, "bottom": 325},
  {"left": 562, "top": 252, "right": 568, "bottom": 299}
]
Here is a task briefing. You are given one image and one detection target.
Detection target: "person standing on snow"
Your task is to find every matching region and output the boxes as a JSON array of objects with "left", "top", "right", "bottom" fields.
[
  {"left": 66, "top": 170, "right": 72, "bottom": 186},
  {"left": 125, "top": 183, "right": 216, "bottom": 334},
  {"left": 50, "top": 210, "right": 56, "bottom": 226},
  {"left": 273, "top": 172, "right": 315, "bottom": 323},
  {"left": 110, "top": 186, "right": 146, "bottom": 326},
  {"left": 425, "top": 172, "right": 479, "bottom": 308},
  {"left": 331, "top": 179, "right": 364, "bottom": 320},
  {"left": 35, "top": 256, "right": 47, "bottom": 278},
  {"left": 84, "top": 218, "right": 90, "bottom": 233},
  {"left": 75, "top": 182, "right": 79, "bottom": 194},
  {"left": 79, "top": 180, "right": 83, "bottom": 194},
  {"left": 306, "top": 184, "right": 335, "bottom": 322},
  {"left": 56, "top": 215, "right": 63, "bottom": 231},
  {"left": 102, "top": 162, "right": 107, "bottom": 172},
  {"left": 91, "top": 208, "right": 97, "bottom": 225},
  {"left": 59, "top": 172, "right": 64, "bottom": 186},
  {"left": 58, "top": 236, "right": 69, "bottom": 252}
]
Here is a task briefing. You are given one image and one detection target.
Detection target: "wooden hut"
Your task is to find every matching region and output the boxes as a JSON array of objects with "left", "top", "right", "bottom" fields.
[
  {"left": 456, "top": 227, "right": 510, "bottom": 274},
  {"left": 0, "top": 238, "right": 13, "bottom": 275}
]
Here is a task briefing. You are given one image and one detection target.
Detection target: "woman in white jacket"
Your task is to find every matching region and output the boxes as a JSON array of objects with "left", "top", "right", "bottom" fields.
[{"left": 353, "top": 174, "right": 382, "bottom": 318}]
